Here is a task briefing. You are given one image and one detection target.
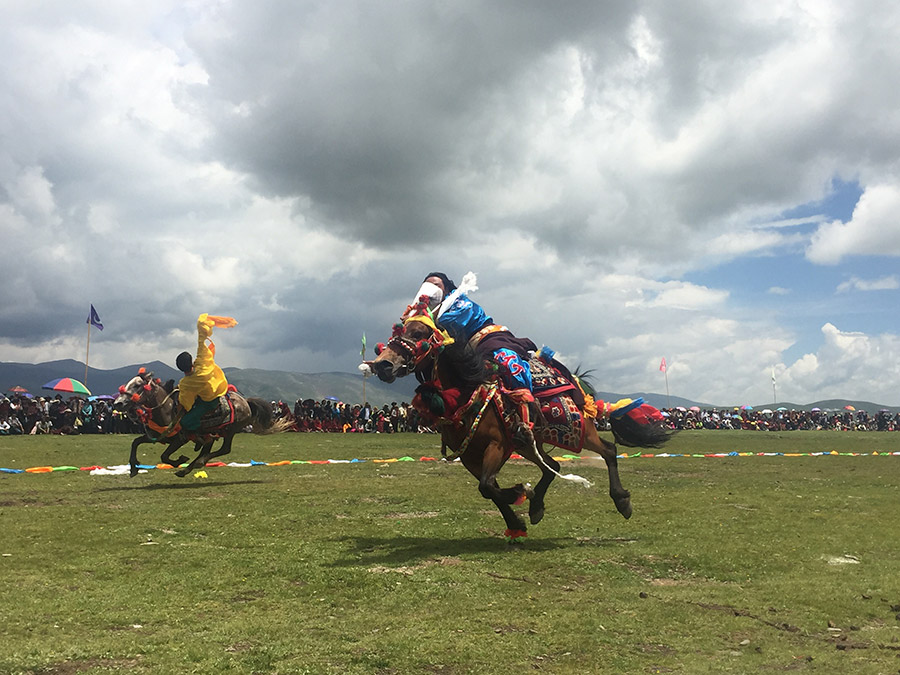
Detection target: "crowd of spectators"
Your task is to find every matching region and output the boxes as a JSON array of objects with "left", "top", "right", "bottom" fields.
[
  {"left": 3, "top": 391, "right": 899, "bottom": 436},
  {"left": 659, "top": 406, "right": 900, "bottom": 431},
  {"left": 0, "top": 394, "right": 136, "bottom": 435},
  {"left": 0, "top": 392, "right": 435, "bottom": 436},
  {"left": 276, "top": 399, "right": 434, "bottom": 433}
]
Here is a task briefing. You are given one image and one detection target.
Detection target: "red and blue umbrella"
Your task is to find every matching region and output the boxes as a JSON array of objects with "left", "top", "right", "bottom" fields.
[{"left": 42, "top": 378, "right": 91, "bottom": 396}]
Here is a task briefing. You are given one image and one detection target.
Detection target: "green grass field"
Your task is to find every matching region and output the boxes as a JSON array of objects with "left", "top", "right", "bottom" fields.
[{"left": 2, "top": 431, "right": 899, "bottom": 674}]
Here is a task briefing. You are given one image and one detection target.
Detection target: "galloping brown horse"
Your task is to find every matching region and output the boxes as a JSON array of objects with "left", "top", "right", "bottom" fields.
[
  {"left": 114, "top": 369, "right": 291, "bottom": 477},
  {"left": 366, "top": 311, "right": 672, "bottom": 541}
]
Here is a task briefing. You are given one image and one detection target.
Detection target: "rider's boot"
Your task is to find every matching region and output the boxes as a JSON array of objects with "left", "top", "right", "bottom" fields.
[{"left": 508, "top": 388, "right": 537, "bottom": 449}]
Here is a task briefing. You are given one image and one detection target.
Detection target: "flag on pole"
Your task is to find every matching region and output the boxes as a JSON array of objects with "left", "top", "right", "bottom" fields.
[
  {"left": 659, "top": 357, "right": 667, "bottom": 373},
  {"left": 87, "top": 305, "right": 103, "bottom": 331},
  {"left": 771, "top": 367, "right": 776, "bottom": 384},
  {"left": 361, "top": 332, "right": 367, "bottom": 357}
]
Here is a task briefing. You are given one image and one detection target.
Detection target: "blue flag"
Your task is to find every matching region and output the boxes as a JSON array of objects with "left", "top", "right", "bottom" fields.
[{"left": 87, "top": 304, "right": 103, "bottom": 331}]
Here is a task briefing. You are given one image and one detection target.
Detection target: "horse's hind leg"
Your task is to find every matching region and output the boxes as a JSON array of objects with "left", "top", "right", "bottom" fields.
[
  {"left": 200, "top": 433, "right": 234, "bottom": 463},
  {"left": 175, "top": 434, "right": 232, "bottom": 477},
  {"left": 514, "top": 437, "right": 558, "bottom": 525},
  {"left": 175, "top": 439, "right": 217, "bottom": 477},
  {"left": 584, "top": 425, "right": 632, "bottom": 519},
  {"left": 160, "top": 439, "right": 193, "bottom": 469}
]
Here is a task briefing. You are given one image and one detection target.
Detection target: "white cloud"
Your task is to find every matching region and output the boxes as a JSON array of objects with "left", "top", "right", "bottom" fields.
[
  {"left": 836, "top": 275, "right": 899, "bottom": 293},
  {"left": 808, "top": 184, "right": 900, "bottom": 263},
  {"left": 776, "top": 323, "right": 900, "bottom": 404},
  {"left": 609, "top": 277, "right": 729, "bottom": 311}
]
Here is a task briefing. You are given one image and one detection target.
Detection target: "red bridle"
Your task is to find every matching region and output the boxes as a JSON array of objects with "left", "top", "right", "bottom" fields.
[{"left": 378, "top": 313, "right": 454, "bottom": 374}]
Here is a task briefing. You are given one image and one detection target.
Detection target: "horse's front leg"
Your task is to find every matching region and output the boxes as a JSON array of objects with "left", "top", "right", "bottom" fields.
[
  {"left": 464, "top": 440, "right": 530, "bottom": 542},
  {"left": 129, "top": 435, "right": 151, "bottom": 477}
]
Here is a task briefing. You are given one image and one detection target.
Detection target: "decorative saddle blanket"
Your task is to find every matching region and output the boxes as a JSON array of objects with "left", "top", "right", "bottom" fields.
[
  {"left": 196, "top": 393, "right": 237, "bottom": 432},
  {"left": 538, "top": 394, "right": 587, "bottom": 452},
  {"left": 528, "top": 356, "right": 586, "bottom": 408}
]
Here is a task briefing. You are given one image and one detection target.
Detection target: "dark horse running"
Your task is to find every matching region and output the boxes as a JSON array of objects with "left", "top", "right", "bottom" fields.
[
  {"left": 114, "top": 368, "right": 290, "bottom": 477},
  {"left": 364, "top": 309, "right": 672, "bottom": 542}
]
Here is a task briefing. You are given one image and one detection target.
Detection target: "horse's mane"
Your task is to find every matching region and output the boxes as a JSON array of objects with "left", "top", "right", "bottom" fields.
[{"left": 419, "top": 326, "right": 487, "bottom": 389}]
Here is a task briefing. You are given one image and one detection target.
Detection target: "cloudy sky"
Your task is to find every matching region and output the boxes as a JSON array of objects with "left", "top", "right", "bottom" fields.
[{"left": 2, "top": 1, "right": 899, "bottom": 406}]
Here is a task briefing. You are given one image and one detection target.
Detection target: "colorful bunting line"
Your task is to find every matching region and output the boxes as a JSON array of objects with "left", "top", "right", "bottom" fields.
[{"left": 1, "top": 450, "right": 899, "bottom": 476}]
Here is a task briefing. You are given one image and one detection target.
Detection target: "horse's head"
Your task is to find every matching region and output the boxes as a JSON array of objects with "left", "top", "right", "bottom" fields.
[
  {"left": 366, "top": 307, "right": 454, "bottom": 383},
  {"left": 113, "top": 368, "right": 166, "bottom": 418}
]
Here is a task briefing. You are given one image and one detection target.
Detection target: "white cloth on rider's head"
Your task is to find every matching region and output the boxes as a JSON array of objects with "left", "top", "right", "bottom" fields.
[
  {"left": 412, "top": 281, "right": 444, "bottom": 310},
  {"left": 436, "top": 271, "right": 478, "bottom": 318}
]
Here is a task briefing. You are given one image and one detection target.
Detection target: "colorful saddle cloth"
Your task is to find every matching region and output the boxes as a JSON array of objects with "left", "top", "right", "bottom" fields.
[
  {"left": 195, "top": 393, "right": 237, "bottom": 433},
  {"left": 537, "top": 394, "right": 587, "bottom": 452},
  {"left": 528, "top": 356, "right": 586, "bottom": 408}
]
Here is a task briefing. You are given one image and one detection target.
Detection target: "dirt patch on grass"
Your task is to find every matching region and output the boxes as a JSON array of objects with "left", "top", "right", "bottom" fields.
[
  {"left": 224, "top": 641, "right": 256, "bottom": 653},
  {"left": 492, "top": 624, "right": 537, "bottom": 635},
  {"left": 231, "top": 589, "right": 266, "bottom": 603},
  {"left": 0, "top": 496, "right": 66, "bottom": 508},
  {"left": 30, "top": 657, "right": 140, "bottom": 674},
  {"left": 368, "top": 556, "right": 463, "bottom": 575},
  {"left": 384, "top": 511, "right": 440, "bottom": 519},
  {"left": 636, "top": 643, "right": 677, "bottom": 656}
]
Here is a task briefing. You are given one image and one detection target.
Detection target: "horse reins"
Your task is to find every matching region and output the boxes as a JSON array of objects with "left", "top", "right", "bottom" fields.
[
  {"left": 382, "top": 314, "right": 454, "bottom": 380},
  {"left": 120, "top": 380, "right": 180, "bottom": 440}
]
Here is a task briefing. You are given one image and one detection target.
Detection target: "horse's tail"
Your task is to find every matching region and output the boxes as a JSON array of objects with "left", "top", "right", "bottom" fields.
[
  {"left": 610, "top": 414, "right": 674, "bottom": 448},
  {"left": 572, "top": 367, "right": 673, "bottom": 449},
  {"left": 247, "top": 397, "right": 292, "bottom": 435}
]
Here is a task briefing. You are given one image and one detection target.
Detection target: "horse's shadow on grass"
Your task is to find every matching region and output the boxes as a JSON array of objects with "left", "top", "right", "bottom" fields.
[
  {"left": 332, "top": 534, "right": 599, "bottom": 567},
  {"left": 92, "top": 480, "right": 268, "bottom": 493}
]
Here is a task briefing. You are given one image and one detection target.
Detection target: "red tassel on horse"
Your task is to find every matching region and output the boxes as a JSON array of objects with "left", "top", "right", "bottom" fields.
[{"left": 626, "top": 403, "right": 665, "bottom": 425}]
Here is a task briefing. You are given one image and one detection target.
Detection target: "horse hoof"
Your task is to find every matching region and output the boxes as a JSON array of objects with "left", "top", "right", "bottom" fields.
[
  {"left": 504, "top": 528, "right": 528, "bottom": 544},
  {"left": 616, "top": 499, "right": 633, "bottom": 519},
  {"left": 129, "top": 467, "right": 139, "bottom": 478},
  {"left": 174, "top": 468, "right": 189, "bottom": 478},
  {"left": 529, "top": 506, "right": 544, "bottom": 525}
]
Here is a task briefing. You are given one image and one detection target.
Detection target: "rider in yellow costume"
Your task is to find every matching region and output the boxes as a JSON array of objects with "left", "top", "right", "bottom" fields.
[{"left": 174, "top": 313, "right": 237, "bottom": 431}]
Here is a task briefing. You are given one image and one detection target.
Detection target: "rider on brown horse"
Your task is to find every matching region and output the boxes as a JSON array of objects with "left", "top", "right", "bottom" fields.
[
  {"left": 404, "top": 272, "right": 540, "bottom": 444},
  {"left": 171, "top": 313, "right": 237, "bottom": 432}
]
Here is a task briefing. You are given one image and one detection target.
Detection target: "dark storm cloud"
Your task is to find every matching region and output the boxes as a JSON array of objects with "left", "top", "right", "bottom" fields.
[{"left": 187, "top": 1, "right": 636, "bottom": 247}]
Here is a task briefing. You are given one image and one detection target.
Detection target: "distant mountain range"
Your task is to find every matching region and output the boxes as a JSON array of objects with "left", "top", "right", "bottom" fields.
[
  {"left": 0, "top": 359, "right": 418, "bottom": 407},
  {"left": 2, "top": 360, "right": 898, "bottom": 413}
]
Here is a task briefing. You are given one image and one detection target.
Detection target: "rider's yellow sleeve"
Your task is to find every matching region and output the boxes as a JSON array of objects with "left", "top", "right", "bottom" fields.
[{"left": 178, "top": 313, "right": 235, "bottom": 411}]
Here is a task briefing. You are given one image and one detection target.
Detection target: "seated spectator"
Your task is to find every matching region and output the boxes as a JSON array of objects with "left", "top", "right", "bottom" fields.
[
  {"left": 8, "top": 415, "right": 24, "bottom": 435},
  {"left": 31, "top": 416, "right": 51, "bottom": 435}
]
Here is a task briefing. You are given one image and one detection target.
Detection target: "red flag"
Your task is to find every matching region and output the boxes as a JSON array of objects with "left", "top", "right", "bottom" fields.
[{"left": 659, "top": 357, "right": 667, "bottom": 373}]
